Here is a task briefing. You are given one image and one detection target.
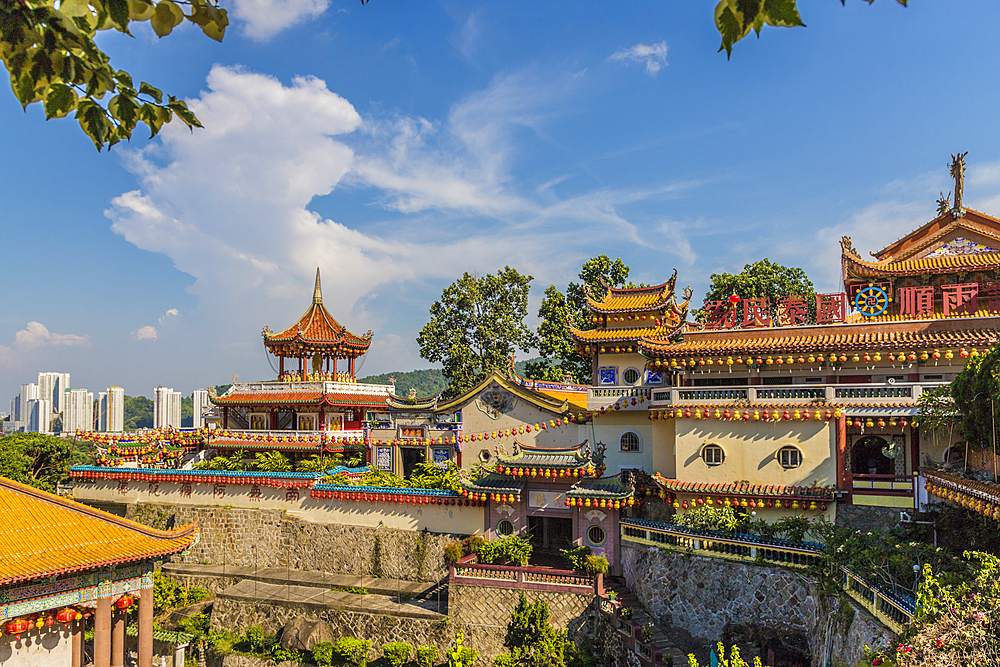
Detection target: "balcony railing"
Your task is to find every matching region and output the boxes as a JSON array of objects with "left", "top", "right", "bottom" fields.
[
  {"left": 226, "top": 380, "right": 394, "bottom": 396},
  {"left": 645, "top": 382, "right": 940, "bottom": 407},
  {"left": 677, "top": 388, "right": 749, "bottom": 401},
  {"left": 840, "top": 566, "right": 915, "bottom": 634},
  {"left": 851, "top": 473, "right": 915, "bottom": 493},
  {"left": 449, "top": 554, "right": 600, "bottom": 594},
  {"left": 835, "top": 385, "right": 913, "bottom": 399},
  {"left": 211, "top": 429, "right": 366, "bottom": 441},
  {"left": 755, "top": 387, "right": 825, "bottom": 400}
]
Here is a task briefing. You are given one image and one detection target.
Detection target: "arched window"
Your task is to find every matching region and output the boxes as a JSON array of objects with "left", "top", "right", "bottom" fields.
[
  {"left": 702, "top": 444, "right": 725, "bottom": 467},
  {"left": 623, "top": 368, "right": 640, "bottom": 385},
  {"left": 778, "top": 446, "right": 802, "bottom": 469},
  {"left": 587, "top": 524, "right": 606, "bottom": 546},
  {"left": 497, "top": 519, "right": 515, "bottom": 536},
  {"left": 620, "top": 431, "right": 641, "bottom": 452}
]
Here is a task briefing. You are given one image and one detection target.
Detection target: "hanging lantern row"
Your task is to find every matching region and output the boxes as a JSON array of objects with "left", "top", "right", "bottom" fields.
[
  {"left": 600, "top": 396, "right": 645, "bottom": 414},
  {"left": 77, "top": 427, "right": 204, "bottom": 447},
  {"left": 650, "top": 408, "right": 843, "bottom": 421},
  {"left": 652, "top": 348, "right": 979, "bottom": 370},
  {"left": 673, "top": 495, "right": 828, "bottom": 512},
  {"left": 2, "top": 608, "right": 88, "bottom": 638},
  {"left": 583, "top": 344, "right": 637, "bottom": 354},
  {"left": 310, "top": 488, "right": 475, "bottom": 506},
  {"left": 70, "top": 468, "right": 314, "bottom": 488},
  {"left": 564, "top": 496, "right": 634, "bottom": 509},
  {"left": 590, "top": 312, "right": 663, "bottom": 324},
  {"left": 925, "top": 481, "right": 1000, "bottom": 521},
  {"left": 851, "top": 418, "right": 912, "bottom": 429},
  {"left": 496, "top": 464, "right": 598, "bottom": 478}
]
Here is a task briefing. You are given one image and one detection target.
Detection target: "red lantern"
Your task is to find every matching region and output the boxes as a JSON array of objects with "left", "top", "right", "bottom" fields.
[
  {"left": 6, "top": 618, "right": 30, "bottom": 637},
  {"left": 115, "top": 595, "right": 134, "bottom": 610}
]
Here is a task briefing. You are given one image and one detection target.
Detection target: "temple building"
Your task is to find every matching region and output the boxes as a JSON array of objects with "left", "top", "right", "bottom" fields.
[{"left": 0, "top": 477, "right": 197, "bottom": 667}]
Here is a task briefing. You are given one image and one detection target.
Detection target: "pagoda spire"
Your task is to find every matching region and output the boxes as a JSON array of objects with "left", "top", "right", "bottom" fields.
[{"left": 313, "top": 268, "right": 323, "bottom": 305}]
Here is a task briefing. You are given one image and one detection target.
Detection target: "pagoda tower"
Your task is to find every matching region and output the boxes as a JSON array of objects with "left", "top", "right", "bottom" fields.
[{"left": 262, "top": 269, "right": 373, "bottom": 381}]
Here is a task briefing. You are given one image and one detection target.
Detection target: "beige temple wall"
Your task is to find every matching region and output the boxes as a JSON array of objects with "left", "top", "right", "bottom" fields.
[
  {"left": 651, "top": 418, "right": 676, "bottom": 478},
  {"left": 587, "top": 410, "right": 655, "bottom": 474},
  {"left": 0, "top": 625, "right": 72, "bottom": 667},
  {"left": 73, "top": 478, "right": 484, "bottom": 534},
  {"left": 674, "top": 417, "right": 836, "bottom": 488}
]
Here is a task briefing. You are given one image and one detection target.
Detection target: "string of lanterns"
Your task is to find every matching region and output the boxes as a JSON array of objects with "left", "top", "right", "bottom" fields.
[
  {"left": 647, "top": 407, "right": 915, "bottom": 427},
  {"left": 3, "top": 608, "right": 88, "bottom": 639},
  {"left": 495, "top": 463, "right": 598, "bottom": 478},
  {"left": 651, "top": 348, "right": 978, "bottom": 370},
  {"left": 925, "top": 479, "right": 1000, "bottom": 521},
  {"left": 670, "top": 495, "right": 828, "bottom": 512},
  {"left": 310, "top": 487, "right": 478, "bottom": 505}
]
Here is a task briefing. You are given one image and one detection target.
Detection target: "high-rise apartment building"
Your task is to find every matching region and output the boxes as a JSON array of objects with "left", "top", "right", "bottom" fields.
[
  {"left": 38, "top": 372, "right": 70, "bottom": 414},
  {"left": 62, "top": 388, "right": 94, "bottom": 433},
  {"left": 153, "top": 387, "right": 182, "bottom": 429},
  {"left": 98, "top": 387, "right": 125, "bottom": 432},
  {"left": 192, "top": 389, "right": 210, "bottom": 428},
  {"left": 19, "top": 384, "right": 38, "bottom": 423},
  {"left": 27, "top": 398, "right": 52, "bottom": 433}
]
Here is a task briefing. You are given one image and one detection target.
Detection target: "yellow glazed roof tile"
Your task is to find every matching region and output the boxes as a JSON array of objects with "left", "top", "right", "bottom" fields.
[{"left": 0, "top": 477, "right": 197, "bottom": 585}]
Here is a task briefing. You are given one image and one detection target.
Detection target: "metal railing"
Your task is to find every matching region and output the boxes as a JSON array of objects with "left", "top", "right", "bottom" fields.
[
  {"left": 677, "top": 389, "right": 748, "bottom": 401},
  {"left": 840, "top": 566, "right": 915, "bottom": 634},
  {"left": 835, "top": 385, "right": 913, "bottom": 399},
  {"left": 621, "top": 519, "right": 824, "bottom": 568},
  {"left": 449, "top": 555, "right": 599, "bottom": 594},
  {"left": 755, "top": 387, "right": 825, "bottom": 400}
]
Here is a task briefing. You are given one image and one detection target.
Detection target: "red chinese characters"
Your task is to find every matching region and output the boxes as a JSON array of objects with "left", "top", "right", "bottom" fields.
[
  {"left": 816, "top": 293, "right": 847, "bottom": 324},
  {"left": 941, "top": 283, "right": 979, "bottom": 315},
  {"left": 703, "top": 300, "right": 736, "bottom": 329},
  {"left": 776, "top": 295, "right": 808, "bottom": 326},
  {"left": 742, "top": 298, "right": 771, "bottom": 328},
  {"left": 897, "top": 286, "right": 935, "bottom": 317}
]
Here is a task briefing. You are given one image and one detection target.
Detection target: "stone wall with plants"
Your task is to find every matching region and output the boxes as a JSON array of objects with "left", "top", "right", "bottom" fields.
[
  {"left": 448, "top": 584, "right": 595, "bottom": 639},
  {"left": 620, "top": 543, "right": 893, "bottom": 667},
  {"left": 127, "top": 502, "right": 460, "bottom": 581}
]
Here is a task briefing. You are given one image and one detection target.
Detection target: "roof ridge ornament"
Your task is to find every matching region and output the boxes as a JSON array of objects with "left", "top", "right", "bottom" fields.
[
  {"left": 840, "top": 235, "right": 859, "bottom": 258},
  {"left": 937, "top": 191, "right": 952, "bottom": 217},
  {"left": 950, "top": 151, "right": 968, "bottom": 218},
  {"left": 313, "top": 267, "right": 323, "bottom": 305}
]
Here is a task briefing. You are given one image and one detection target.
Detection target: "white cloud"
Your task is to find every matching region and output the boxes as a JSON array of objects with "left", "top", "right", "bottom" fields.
[
  {"left": 0, "top": 322, "right": 89, "bottom": 367},
  {"left": 609, "top": 42, "right": 669, "bottom": 75},
  {"left": 159, "top": 308, "right": 179, "bottom": 325},
  {"left": 230, "top": 0, "right": 329, "bottom": 40},
  {"left": 135, "top": 325, "right": 159, "bottom": 341}
]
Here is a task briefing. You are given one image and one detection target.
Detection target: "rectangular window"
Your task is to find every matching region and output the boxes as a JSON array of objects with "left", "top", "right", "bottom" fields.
[
  {"left": 598, "top": 367, "right": 618, "bottom": 386},
  {"left": 922, "top": 374, "right": 944, "bottom": 381},
  {"left": 803, "top": 377, "right": 825, "bottom": 384}
]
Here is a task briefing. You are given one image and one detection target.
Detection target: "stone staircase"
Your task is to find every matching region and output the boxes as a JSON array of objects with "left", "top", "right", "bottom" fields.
[{"left": 605, "top": 578, "right": 688, "bottom": 665}]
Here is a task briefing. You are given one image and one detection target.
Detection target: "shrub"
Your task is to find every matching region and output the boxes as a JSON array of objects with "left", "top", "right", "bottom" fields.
[
  {"left": 670, "top": 505, "right": 742, "bottom": 533},
  {"left": 444, "top": 542, "right": 464, "bottom": 565},
  {"left": 416, "top": 645, "right": 439, "bottom": 667},
  {"left": 464, "top": 535, "right": 486, "bottom": 554},
  {"left": 382, "top": 641, "right": 414, "bottom": 667},
  {"left": 477, "top": 535, "right": 532, "bottom": 566},
  {"left": 584, "top": 555, "right": 609, "bottom": 576},
  {"left": 446, "top": 631, "right": 477, "bottom": 667},
  {"left": 312, "top": 641, "right": 335, "bottom": 666},
  {"left": 334, "top": 637, "right": 372, "bottom": 667},
  {"left": 560, "top": 545, "right": 591, "bottom": 571},
  {"left": 245, "top": 626, "right": 265, "bottom": 652}
]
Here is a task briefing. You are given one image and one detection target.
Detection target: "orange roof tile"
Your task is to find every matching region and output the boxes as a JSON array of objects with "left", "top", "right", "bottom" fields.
[
  {"left": 572, "top": 324, "right": 671, "bottom": 343},
  {"left": 587, "top": 282, "right": 674, "bottom": 313},
  {"left": 0, "top": 477, "right": 197, "bottom": 585},
  {"left": 845, "top": 250, "right": 1000, "bottom": 278},
  {"left": 263, "top": 270, "right": 372, "bottom": 355},
  {"left": 639, "top": 317, "right": 1000, "bottom": 358}
]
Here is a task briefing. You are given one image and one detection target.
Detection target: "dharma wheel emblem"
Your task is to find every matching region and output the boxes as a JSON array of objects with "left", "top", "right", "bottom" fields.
[{"left": 855, "top": 285, "right": 889, "bottom": 317}]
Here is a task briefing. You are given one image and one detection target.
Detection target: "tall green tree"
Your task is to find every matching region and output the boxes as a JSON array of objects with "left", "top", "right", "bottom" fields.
[
  {"left": 1, "top": 0, "right": 225, "bottom": 150},
  {"left": 0, "top": 433, "right": 73, "bottom": 492},
  {"left": 950, "top": 347, "right": 1000, "bottom": 452},
  {"left": 418, "top": 267, "right": 536, "bottom": 399},
  {"left": 526, "top": 255, "right": 631, "bottom": 385},
  {"left": 698, "top": 258, "right": 815, "bottom": 326}
]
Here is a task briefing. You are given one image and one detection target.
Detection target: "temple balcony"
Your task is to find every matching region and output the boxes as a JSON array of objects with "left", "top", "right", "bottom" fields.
[
  {"left": 224, "top": 380, "right": 394, "bottom": 396},
  {"left": 645, "top": 382, "right": 946, "bottom": 407}
]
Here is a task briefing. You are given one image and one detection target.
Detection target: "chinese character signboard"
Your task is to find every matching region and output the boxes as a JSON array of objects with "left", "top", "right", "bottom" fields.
[
  {"left": 897, "top": 286, "right": 935, "bottom": 318},
  {"left": 703, "top": 300, "right": 736, "bottom": 329},
  {"left": 816, "top": 293, "right": 847, "bottom": 324},
  {"left": 742, "top": 298, "right": 771, "bottom": 328},
  {"left": 776, "top": 295, "right": 808, "bottom": 326},
  {"left": 527, "top": 489, "right": 568, "bottom": 509},
  {"left": 941, "top": 283, "right": 978, "bottom": 316},
  {"left": 376, "top": 446, "right": 393, "bottom": 471}
]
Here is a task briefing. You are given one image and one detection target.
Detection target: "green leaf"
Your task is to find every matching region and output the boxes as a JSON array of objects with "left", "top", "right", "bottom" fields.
[
  {"left": 715, "top": 1, "right": 744, "bottom": 57},
  {"left": 107, "top": 0, "right": 131, "bottom": 30},
  {"left": 138, "top": 81, "right": 162, "bottom": 103},
  {"left": 76, "top": 99, "right": 110, "bottom": 150},
  {"left": 166, "top": 100, "right": 203, "bottom": 129},
  {"left": 115, "top": 69, "right": 133, "bottom": 89},
  {"left": 109, "top": 93, "right": 138, "bottom": 136},
  {"left": 150, "top": 0, "right": 184, "bottom": 37},
  {"left": 761, "top": 0, "right": 804, "bottom": 28},
  {"left": 44, "top": 83, "right": 78, "bottom": 119},
  {"left": 58, "top": 0, "right": 93, "bottom": 18},
  {"left": 127, "top": 0, "right": 156, "bottom": 21}
]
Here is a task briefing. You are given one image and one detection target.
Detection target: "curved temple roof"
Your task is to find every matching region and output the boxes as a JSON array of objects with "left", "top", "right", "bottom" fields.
[
  {"left": 263, "top": 269, "right": 372, "bottom": 358},
  {"left": 0, "top": 477, "right": 198, "bottom": 585}
]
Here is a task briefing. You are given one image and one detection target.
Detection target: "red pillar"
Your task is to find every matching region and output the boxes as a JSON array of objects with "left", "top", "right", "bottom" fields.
[
  {"left": 319, "top": 406, "right": 325, "bottom": 431},
  {"left": 111, "top": 608, "right": 125, "bottom": 667},
  {"left": 270, "top": 409, "right": 278, "bottom": 431},
  {"left": 349, "top": 357, "right": 355, "bottom": 379},
  {"left": 910, "top": 424, "right": 921, "bottom": 476},
  {"left": 94, "top": 596, "right": 112, "bottom": 667},
  {"left": 279, "top": 355, "right": 284, "bottom": 378},
  {"left": 138, "top": 586, "right": 154, "bottom": 667},
  {"left": 836, "top": 415, "right": 851, "bottom": 503},
  {"left": 72, "top": 619, "right": 84, "bottom": 667},
  {"left": 223, "top": 407, "right": 229, "bottom": 430}
]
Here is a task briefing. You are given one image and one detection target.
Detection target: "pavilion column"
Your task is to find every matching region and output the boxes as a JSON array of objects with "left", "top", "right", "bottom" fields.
[
  {"left": 270, "top": 409, "right": 278, "bottom": 430},
  {"left": 94, "top": 595, "right": 112, "bottom": 667},
  {"left": 71, "top": 618, "right": 84, "bottom": 667},
  {"left": 836, "top": 415, "right": 850, "bottom": 503},
  {"left": 279, "top": 356, "right": 284, "bottom": 377},
  {"left": 319, "top": 406, "right": 325, "bottom": 431},
  {"left": 138, "top": 581, "right": 154, "bottom": 667},
  {"left": 223, "top": 407, "right": 229, "bottom": 430},
  {"left": 349, "top": 357, "right": 355, "bottom": 379},
  {"left": 111, "top": 606, "right": 125, "bottom": 667}
]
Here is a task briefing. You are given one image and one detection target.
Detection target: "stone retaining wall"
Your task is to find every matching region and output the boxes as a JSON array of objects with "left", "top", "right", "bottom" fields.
[
  {"left": 448, "top": 583, "right": 595, "bottom": 639},
  {"left": 210, "top": 594, "right": 505, "bottom": 666},
  {"left": 621, "top": 543, "right": 894, "bottom": 667},
  {"left": 126, "top": 503, "right": 461, "bottom": 581}
]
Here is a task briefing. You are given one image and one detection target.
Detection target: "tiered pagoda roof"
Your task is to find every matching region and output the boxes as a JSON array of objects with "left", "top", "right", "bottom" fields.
[
  {"left": 494, "top": 442, "right": 599, "bottom": 474},
  {"left": 262, "top": 269, "right": 372, "bottom": 359},
  {"left": 211, "top": 387, "right": 389, "bottom": 410},
  {"left": 571, "top": 270, "right": 692, "bottom": 354},
  {"left": 0, "top": 477, "right": 198, "bottom": 585},
  {"left": 653, "top": 474, "right": 838, "bottom": 502}
]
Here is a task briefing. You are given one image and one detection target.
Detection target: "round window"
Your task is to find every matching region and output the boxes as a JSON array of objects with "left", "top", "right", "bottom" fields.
[
  {"left": 479, "top": 449, "right": 491, "bottom": 463},
  {"left": 587, "top": 524, "right": 606, "bottom": 546},
  {"left": 623, "top": 368, "right": 640, "bottom": 384},
  {"left": 702, "top": 444, "right": 725, "bottom": 467},
  {"left": 778, "top": 446, "right": 802, "bottom": 469},
  {"left": 497, "top": 519, "right": 515, "bottom": 536}
]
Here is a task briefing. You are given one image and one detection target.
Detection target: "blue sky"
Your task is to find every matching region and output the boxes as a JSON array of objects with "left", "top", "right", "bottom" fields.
[{"left": 3, "top": 0, "right": 1000, "bottom": 402}]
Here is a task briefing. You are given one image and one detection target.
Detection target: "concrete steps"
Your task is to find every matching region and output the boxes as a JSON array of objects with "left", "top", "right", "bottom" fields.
[{"left": 606, "top": 582, "right": 688, "bottom": 663}]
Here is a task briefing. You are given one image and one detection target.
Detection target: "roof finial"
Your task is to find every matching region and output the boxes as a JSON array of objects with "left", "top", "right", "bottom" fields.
[
  {"left": 950, "top": 151, "right": 968, "bottom": 213},
  {"left": 313, "top": 268, "right": 323, "bottom": 305}
]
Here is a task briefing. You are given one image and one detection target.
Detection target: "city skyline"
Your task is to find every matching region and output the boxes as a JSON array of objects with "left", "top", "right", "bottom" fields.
[{"left": 2, "top": 2, "right": 1000, "bottom": 403}]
